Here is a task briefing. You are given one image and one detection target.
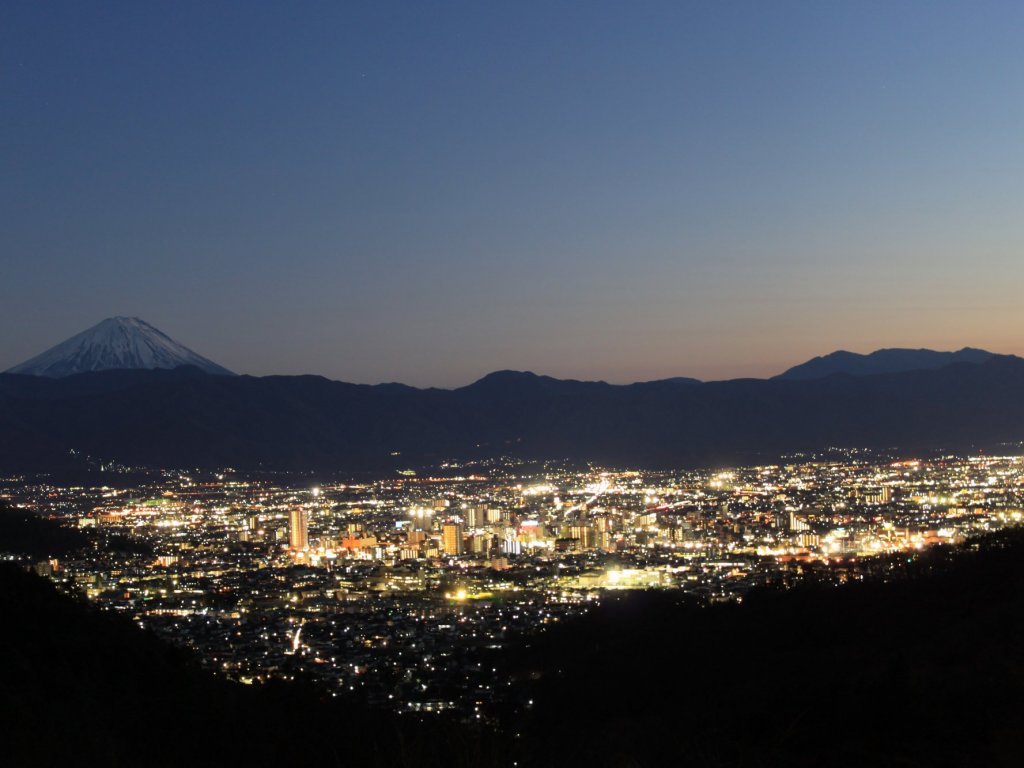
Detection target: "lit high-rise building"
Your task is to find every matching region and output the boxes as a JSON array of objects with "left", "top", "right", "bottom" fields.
[
  {"left": 289, "top": 507, "right": 309, "bottom": 550},
  {"left": 788, "top": 510, "right": 810, "bottom": 533},
  {"left": 465, "top": 505, "right": 484, "bottom": 529},
  {"left": 442, "top": 522, "right": 464, "bottom": 556}
]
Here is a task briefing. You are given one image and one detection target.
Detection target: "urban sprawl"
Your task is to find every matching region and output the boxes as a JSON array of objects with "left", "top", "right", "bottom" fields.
[{"left": 4, "top": 452, "right": 1023, "bottom": 720}]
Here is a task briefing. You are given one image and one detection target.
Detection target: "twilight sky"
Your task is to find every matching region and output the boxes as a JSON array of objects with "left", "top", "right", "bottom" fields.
[{"left": 3, "top": 1, "right": 1024, "bottom": 387}]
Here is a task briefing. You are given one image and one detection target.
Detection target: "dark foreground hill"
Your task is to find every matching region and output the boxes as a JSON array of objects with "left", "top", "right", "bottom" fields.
[
  {"left": 3, "top": 356, "right": 1024, "bottom": 472},
  {"left": 0, "top": 562, "right": 501, "bottom": 768},
  {"left": 0, "top": 505, "right": 498, "bottom": 767},
  {"left": 4, "top": 509, "right": 1024, "bottom": 767},
  {"left": 512, "top": 531, "right": 1024, "bottom": 768}
]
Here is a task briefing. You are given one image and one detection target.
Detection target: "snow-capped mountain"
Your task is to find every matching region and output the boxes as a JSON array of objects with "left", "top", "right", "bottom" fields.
[{"left": 5, "top": 316, "right": 235, "bottom": 377}]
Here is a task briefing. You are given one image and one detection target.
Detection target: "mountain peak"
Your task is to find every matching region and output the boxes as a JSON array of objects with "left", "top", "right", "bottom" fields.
[
  {"left": 473, "top": 370, "right": 542, "bottom": 384},
  {"left": 6, "top": 317, "right": 234, "bottom": 377},
  {"left": 774, "top": 347, "right": 996, "bottom": 381}
]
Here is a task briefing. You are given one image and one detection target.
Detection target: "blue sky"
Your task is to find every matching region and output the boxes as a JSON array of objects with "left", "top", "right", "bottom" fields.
[{"left": 3, "top": 1, "right": 1023, "bottom": 385}]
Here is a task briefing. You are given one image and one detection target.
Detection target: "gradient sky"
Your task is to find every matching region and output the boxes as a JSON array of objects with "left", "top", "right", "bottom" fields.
[{"left": 3, "top": 1, "right": 1024, "bottom": 387}]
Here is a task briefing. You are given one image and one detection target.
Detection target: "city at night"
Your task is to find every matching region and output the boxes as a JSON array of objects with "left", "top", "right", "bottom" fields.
[{"left": 3, "top": 2, "right": 1024, "bottom": 766}]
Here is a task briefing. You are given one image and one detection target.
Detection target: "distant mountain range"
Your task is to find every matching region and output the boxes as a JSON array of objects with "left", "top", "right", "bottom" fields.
[
  {"left": 2, "top": 356, "right": 1023, "bottom": 472},
  {"left": 3, "top": 318, "right": 1021, "bottom": 471},
  {"left": 774, "top": 347, "right": 996, "bottom": 380},
  {"left": 5, "top": 317, "right": 234, "bottom": 377},
  {"left": 4, "top": 316, "right": 1009, "bottom": 383}
]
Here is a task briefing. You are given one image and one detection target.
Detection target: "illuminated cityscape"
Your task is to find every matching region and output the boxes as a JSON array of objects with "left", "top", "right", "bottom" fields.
[
  {"left": 5, "top": 450, "right": 1024, "bottom": 721},
  {"left": 7, "top": 3, "right": 1024, "bottom": 764}
]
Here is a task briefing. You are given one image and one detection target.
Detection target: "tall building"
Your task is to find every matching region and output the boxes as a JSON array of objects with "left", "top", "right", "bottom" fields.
[
  {"left": 442, "top": 522, "right": 464, "bottom": 556},
  {"left": 289, "top": 507, "right": 309, "bottom": 550},
  {"left": 570, "top": 525, "right": 595, "bottom": 549},
  {"left": 788, "top": 510, "right": 810, "bottom": 533},
  {"left": 465, "top": 505, "right": 484, "bottom": 529}
]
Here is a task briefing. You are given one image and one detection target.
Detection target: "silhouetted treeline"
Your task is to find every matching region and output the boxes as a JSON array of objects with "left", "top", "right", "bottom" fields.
[
  {"left": 0, "top": 506, "right": 92, "bottom": 558},
  {"left": 0, "top": 506, "right": 152, "bottom": 559}
]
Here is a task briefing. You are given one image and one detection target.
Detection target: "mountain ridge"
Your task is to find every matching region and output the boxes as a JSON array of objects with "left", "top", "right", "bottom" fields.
[
  {"left": 774, "top": 346, "right": 997, "bottom": 381},
  {"left": 7, "top": 316, "right": 1010, "bottom": 386},
  {"left": 2, "top": 356, "right": 1023, "bottom": 472}
]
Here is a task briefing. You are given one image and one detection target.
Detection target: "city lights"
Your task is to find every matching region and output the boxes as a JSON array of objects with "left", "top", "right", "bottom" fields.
[{"left": 6, "top": 450, "right": 1024, "bottom": 720}]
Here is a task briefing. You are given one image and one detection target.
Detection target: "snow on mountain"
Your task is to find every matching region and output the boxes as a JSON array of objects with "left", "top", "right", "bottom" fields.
[{"left": 5, "top": 317, "right": 235, "bottom": 377}]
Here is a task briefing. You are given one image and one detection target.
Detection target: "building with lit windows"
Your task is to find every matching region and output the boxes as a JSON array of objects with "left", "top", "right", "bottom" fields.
[
  {"left": 442, "top": 522, "right": 464, "bottom": 555},
  {"left": 289, "top": 507, "right": 309, "bottom": 550}
]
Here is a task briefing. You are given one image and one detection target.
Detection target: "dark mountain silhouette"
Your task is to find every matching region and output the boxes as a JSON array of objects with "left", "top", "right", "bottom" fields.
[
  {"left": 2, "top": 357, "right": 1024, "bottom": 472},
  {"left": 512, "top": 530, "right": 1024, "bottom": 767},
  {"left": 775, "top": 346, "right": 997, "bottom": 380},
  {"left": 0, "top": 570, "right": 498, "bottom": 768},
  {"left": 4, "top": 507, "right": 1024, "bottom": 767},
  {"left": 0, "top": 506, "right": 500, "bottom": 767}
]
